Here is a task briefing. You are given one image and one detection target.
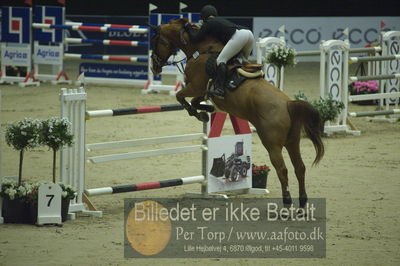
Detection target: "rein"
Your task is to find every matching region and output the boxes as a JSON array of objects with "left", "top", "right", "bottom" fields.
[{"left": 151, "top": 23, "right": 219, "bottom": 74}]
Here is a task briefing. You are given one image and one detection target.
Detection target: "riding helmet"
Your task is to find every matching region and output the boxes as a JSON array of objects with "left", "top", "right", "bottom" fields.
[{"left": 200, "top": 5, "right": 218, "bottom": 20}]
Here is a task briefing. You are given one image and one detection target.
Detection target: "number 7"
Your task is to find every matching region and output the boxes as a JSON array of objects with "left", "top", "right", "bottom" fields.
[{"left": 46, "top": 194, "right": 55, "bottom": 207}]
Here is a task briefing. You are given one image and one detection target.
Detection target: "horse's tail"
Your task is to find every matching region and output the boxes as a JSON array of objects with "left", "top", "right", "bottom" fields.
[{"left": 287, "top": 100, "right": 325, "bottom": 165}]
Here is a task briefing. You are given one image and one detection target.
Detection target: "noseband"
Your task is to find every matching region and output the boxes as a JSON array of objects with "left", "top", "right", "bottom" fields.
[
  {"left": 151, "top": 28, "right": 176, "bottom": 68},
  {"left": 151, "top": 24, "right": 188, "bottom": 70}
]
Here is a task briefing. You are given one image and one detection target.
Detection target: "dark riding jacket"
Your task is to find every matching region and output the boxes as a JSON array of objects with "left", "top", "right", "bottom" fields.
[{"left": 185, "top": 17, "right": 245, "bottom": 44}]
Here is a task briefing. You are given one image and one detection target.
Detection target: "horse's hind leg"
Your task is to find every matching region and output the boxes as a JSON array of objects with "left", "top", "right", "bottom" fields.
[
  {"left": 268, "top": 145, "right": 292, "bottom": 208},
  {"left": 256, "top": 124, "right": 292, "bottom": 208},
  {"left": 285, "top": 137, "right": 307, "bottom": 208}
]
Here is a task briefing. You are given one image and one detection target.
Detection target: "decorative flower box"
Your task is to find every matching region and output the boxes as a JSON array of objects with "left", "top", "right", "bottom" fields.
[{"left": 252, "top": 164, "right": 271, "bottom": 189}]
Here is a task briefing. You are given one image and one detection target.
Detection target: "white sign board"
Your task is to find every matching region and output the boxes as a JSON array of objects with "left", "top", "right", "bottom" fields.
[
  {"left": 207, "top": 134, "right": 252, "bottom": 193},
  {"left": 37, "top": 183, "right": 62, "bottom": 225},
  {"left": 34, "top": 44, "right": 63, "bottom": 65},
  {"left": 253, "top": 17, "right": 400, "bottom": 61},
  {"left": 1, "top": 44, "right": 31, "bottom": 66}
]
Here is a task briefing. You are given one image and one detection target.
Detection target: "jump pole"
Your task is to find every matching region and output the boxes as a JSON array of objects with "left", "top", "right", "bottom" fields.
[
  {"left": 85, "top": 176, "right": 205, "bottom": 196},
  {"left": 86, "top": 104, "right": 183, "bottom": 118},
  {"left": 65, "top": 38, "right": 149, "bottom": 47},
  {"left": 32, "top": 23, "right": 149, "bottom": 34},
  {"left": 349, "top": 109, "right": 400, "bottom": 118}
]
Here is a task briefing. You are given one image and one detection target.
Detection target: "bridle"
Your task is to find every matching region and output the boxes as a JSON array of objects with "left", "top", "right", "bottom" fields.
[
  {"left": 150, "top": 23, "right": 189, "bottom": 73},
  {"left": 150, "top": 29, "right": 173, "bottom": 67}
]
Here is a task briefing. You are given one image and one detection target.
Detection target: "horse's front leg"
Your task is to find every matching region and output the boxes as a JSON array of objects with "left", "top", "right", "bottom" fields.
[
  {"left": 176, "top": 84, "right": 209, "bottom": 122},
  {"left": 191, "top": 97, "right": 215, "bottom": 113}
]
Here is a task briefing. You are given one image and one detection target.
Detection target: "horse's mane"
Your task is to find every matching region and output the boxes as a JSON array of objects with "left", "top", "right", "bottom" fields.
[{"left": 168, "top": 18, "right": 221, "bottom": 48}]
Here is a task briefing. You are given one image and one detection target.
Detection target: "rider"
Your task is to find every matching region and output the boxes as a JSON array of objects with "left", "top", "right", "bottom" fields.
[{"left": 184, "top": 5, "right": 255, "bottom": 97}]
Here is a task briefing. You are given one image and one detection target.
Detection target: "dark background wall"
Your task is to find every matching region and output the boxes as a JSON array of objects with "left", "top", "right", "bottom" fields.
[{"left": 2, "top": 0, "right": 398, "bottom": 16}]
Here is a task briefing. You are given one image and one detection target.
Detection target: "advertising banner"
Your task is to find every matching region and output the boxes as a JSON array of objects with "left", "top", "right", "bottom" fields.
[
  {"left": 79, "top": 63, "right": 148, "bottom": 80},
  {"left": 34, "top": 44, "right": 63, "bottom": 65},
  {"left": 1, "top": 45, "right": 31, "bottom": 66},
  {"left": 254, "top": 17, "right": 400, "bottom": 60}
]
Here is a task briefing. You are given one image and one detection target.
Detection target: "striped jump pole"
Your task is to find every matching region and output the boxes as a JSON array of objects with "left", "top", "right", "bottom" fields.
[
  {"left": 86, "top": 104, "right": 184, "bottom": 118},
  {"left": 32, "top": 23, "right": 148, "bottom": 34},
  {"left": 350, "top": 54, "right": 400, "bottom": 63},
  {"left": 349, "top": 109, "right": 400, "bottom": 118},
  {"left": 349, "top": 92, "right": 400, "bottom": 102},
  {"left": 349, "top": 73, "right": 400, "bottom": 82},
  {"left": 295, "top": 46, "right": 382, "bottom": 57},
  {"left": 66, "top": 38, "right": 149, "bottom": 47},
  {"left": 64, "top": 53, "right": 148, "bottom": 63},
  {"left": 85, "top": 175, "right": 205, "bottom": 196},
  {"left": 65, "top": 21, "right": 146, "bottom": 28}
]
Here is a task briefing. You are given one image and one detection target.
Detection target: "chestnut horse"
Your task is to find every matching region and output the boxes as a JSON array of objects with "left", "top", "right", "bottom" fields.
[{"left": 150, "top": 18, "right": 324, "bottom": 208}]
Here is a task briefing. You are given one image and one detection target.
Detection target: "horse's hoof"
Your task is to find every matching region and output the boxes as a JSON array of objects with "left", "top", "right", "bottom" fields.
[{"left": 197, "top": 112, "right": 209, "bottom": 122}]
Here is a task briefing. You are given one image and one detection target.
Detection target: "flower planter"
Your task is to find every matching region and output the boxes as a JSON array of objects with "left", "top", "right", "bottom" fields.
[
  {"left": 61, "top": 197, "right": 71, "bottom": 222},
  {"left": 2, "top": 197, "right": 31, "bottom": 224},
  {"left": 252, "top": 173, "right": 268, "bottom": 189},
  {"left": 29, "top": 201, "right": 38, "bottom": 224},
  {"left": 349, "top": 81, "right": 380, "bottom": 106}
]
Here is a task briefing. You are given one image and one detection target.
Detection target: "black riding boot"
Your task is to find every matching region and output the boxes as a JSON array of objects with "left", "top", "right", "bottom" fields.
[{"left": 210, "top": 63, "right": 227, "bottom": 97}]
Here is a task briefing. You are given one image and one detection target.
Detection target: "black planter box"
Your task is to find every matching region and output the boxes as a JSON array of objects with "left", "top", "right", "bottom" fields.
[
  {"left": 252, "top": 173, "right": 268, "bottom": 189},
  {"left": 2, "top": 197, "right": 31, "bottom": 224}
]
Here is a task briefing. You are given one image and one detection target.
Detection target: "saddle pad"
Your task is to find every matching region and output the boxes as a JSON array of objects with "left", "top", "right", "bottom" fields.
[{"left": 242, "top": 63, "right": 263, "bottom": 72}]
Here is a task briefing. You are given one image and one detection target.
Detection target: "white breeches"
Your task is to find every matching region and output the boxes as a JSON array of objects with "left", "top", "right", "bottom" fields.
[{"left": 216, "top": 29, "right": 254, "bottom": 65}]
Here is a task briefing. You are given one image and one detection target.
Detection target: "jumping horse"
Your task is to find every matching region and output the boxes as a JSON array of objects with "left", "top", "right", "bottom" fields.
[{"left": 149, "top": 18, "right": 324, "bottom": 208}]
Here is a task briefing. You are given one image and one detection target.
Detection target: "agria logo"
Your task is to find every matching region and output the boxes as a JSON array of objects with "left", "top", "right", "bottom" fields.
[
  {"left": 36, "top": 49, "right": 60, "bottom": 58},
  {"left": 4, "top": 50, "right": 28, "bottom": 60}
]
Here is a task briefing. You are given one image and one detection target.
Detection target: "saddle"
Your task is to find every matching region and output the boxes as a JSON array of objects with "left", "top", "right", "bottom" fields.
[{"left": 205, "top": 54, "right": 263, "bottom": 92}]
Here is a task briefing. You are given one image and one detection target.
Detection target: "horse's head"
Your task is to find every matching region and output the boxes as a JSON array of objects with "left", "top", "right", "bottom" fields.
[{"left": 149, "top": 18, "right": 188, "bottom": 75}]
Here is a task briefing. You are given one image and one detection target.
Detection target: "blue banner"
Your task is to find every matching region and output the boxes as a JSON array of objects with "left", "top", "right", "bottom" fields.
[
  {"left": 1, "top": 7, "right": 31, "bottom": 44},
  {"left": 181, "top": 13, "right": 200, "bottom": 23},
  {"left": 34, "top": 6, "right": 65, "bottom": 43},
  {"left": 79, "top": 62, "right": 159, "bottom": 80}
]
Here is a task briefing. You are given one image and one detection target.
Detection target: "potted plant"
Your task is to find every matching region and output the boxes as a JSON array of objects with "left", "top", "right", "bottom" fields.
[
  {"left": 251, "top": 163, "right": 271, "bottom": 189},
  {"left": 5, "top": 118, "right": 42, "bottom": 185},
  {"left": 39, "top": 117, "right": 74, "bottom": 183},
  {"left": 264, "top": 45, "right": 297, "bottom": 88},
  {"left": 0, "top": 180, "right": 34, "bottom": 223},
  {"left": 2, "top": 118, "right": 41, "bottom": 223},
  {"left": 2, "top": 117, "right": 76, "bottom": 224},
  {"left": 348, "top": 80, "right": 379, "bottom": 105},
  {"left": 59, "top": 183, "right": 76, "bottom": 222},
  {"left": 37, "top": 117, "right": 74, "bottom": 222},
  {"left": 294, "top": 92, "right": 345, "bottom": 132}
]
